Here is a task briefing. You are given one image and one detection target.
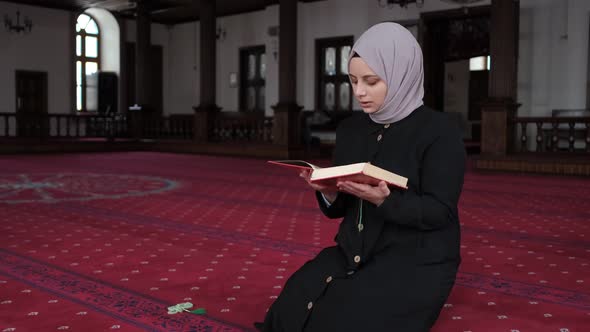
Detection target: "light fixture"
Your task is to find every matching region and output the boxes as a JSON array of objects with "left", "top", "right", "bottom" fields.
[
  {"left": 4, "top": 10, "right": 32, "bottom": 34},
  {"left": 377, "top": 0, "right": 424, "bottom": 9}
]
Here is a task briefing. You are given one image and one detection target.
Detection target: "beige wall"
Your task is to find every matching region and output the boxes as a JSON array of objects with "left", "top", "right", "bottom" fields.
[{"left": 1, "top": 0, "right": 588, "bottom": 119}]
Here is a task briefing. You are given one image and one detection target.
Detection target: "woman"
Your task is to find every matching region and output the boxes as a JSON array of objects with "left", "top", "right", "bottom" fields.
[{"left": 261, "top": 22, "right": 466, "bottom": 332}]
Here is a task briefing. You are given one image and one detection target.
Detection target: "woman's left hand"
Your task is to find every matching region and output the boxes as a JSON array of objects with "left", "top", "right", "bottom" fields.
[{"left": 337, "top": 180, "right": 391, "bottom": 206}]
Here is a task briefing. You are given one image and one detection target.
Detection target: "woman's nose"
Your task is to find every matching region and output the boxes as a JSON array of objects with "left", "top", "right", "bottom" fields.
[{"left": 354, "top": 84, "right": 366, "bottom": 97}]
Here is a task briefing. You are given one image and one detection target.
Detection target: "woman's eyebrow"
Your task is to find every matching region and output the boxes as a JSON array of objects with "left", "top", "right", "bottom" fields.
[{"left": 348, "top": 74, "right": 379, "bottom": 79}]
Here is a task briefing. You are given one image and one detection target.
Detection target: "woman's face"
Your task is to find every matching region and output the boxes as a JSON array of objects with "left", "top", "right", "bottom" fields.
[{"left": 349, "top": 57, "right": 388, "bottom": 114}]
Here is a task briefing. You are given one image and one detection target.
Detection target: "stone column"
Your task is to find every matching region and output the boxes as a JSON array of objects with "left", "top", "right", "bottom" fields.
[
  {"left": 135, "top": 0, "right": 151, "bottom": 111},
  {"left": 193, "top": 0, "right": 220, "bottom": 142},
  {"left": 272, "top": 0, "right": 303, "bottom": 156}
]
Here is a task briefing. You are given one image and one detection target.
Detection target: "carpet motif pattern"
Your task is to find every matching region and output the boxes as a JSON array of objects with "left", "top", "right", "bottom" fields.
[
  {"left": 0, "top": 173, "right": 178, "bottom": 204},
  {"left": 0, "top": 152, "right": 588, "bottom": 332}
]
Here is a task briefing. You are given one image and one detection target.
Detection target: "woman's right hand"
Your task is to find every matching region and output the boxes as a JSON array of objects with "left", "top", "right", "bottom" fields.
[{"left": 299, "top": 169, "right": 339, "bottom": 203}]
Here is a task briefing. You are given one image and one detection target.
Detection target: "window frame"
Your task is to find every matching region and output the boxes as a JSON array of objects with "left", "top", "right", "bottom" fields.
[
  {"left": 75, "top": 13, "right": 101, "bottom": 113},
  {"left": 239, "top": 45, "right": 266, "bottom": 113},
  {"left": 315, "top": 36, "right": 354, "bottom": 112}
]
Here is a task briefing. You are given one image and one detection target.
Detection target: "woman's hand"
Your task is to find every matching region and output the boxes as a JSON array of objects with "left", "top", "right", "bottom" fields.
[
  {"left": 299, "top": 170, "right": 339, "bottom": 203},
  {"left": 336, "top": 180, "right": 390, "bottom": 206}
]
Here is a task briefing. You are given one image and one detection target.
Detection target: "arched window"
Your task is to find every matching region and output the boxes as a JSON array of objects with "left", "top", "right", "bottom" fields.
[{"left": 76, "top": 14, "right": 100, "bottom": 112}]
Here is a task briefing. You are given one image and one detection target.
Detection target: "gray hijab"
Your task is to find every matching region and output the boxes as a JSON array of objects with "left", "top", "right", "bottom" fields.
[{"left": 349, "top": 22, "right": 424, "bottom": 124}]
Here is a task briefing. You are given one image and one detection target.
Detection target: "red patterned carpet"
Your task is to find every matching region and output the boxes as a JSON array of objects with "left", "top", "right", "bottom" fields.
[{"left": 0, "top": 152, "right": 589, "bottom": 332}]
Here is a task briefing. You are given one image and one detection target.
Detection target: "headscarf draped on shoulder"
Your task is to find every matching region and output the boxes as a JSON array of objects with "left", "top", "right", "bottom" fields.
[{"left": 349, "top": 22, "right": 424, "bottom": 124}]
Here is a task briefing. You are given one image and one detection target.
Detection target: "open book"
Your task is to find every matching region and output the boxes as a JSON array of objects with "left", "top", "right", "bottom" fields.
[{"left": 268, "top": 160, "right": 408, "bottom": 189}]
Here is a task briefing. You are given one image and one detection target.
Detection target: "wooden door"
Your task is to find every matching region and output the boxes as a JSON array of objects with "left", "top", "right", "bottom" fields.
[{"left": 15, "top": 70, "right": 48, "bottom": 137}]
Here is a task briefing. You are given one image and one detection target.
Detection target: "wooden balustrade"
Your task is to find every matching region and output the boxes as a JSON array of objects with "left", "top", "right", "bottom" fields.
[
  {"left": 140, "top": 114, "right": 193, "bottom": 139},
  {"left": 512, "top": 117, "right": 590, "bottom": 153},
  {"left": 0, "top": 111, "right": 273, "bottom": 144},
  {"left": 0, "top": 112, "right": 129, "bottom": 139},
  {"left": 211, "top": 112, "right": 273, "bottom": 143}
]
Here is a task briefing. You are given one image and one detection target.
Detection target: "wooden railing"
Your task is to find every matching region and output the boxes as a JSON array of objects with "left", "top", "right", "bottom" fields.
[
  {"left": 512, "top": 117, "right": 590, "bottom": 153},
  {"left": 0, "top": 111, "right": 274, "bottom": 144},
  {"left": 139, "top": 114, "right": 193, "bottom": 140},
  {"left": 0, "top": 112, "right": 129, "bottom": 139},
  {"left": 211, "top": 112, "right": 273, "bottom": 143}
]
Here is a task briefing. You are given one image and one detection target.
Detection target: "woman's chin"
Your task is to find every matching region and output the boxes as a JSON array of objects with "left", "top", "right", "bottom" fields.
[{"left": 361, "top": 107, "right": 378, "bottom": 114}]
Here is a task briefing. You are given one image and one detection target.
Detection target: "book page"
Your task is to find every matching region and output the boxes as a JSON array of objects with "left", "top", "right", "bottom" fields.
[{"left": 267, "top": 160, "right": 321, "bottom": 170}]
